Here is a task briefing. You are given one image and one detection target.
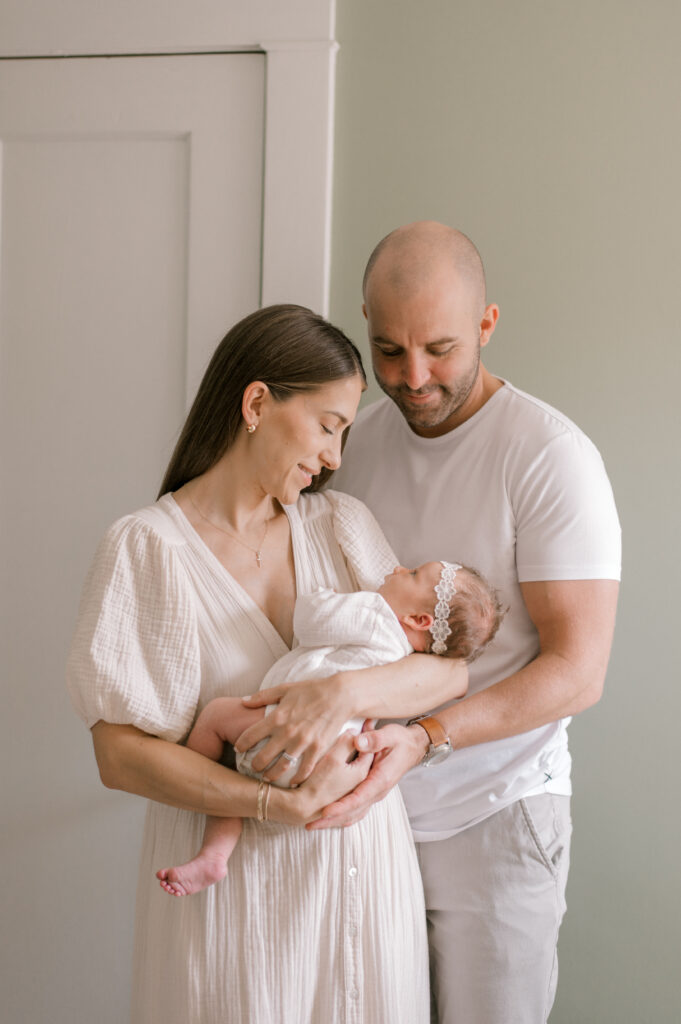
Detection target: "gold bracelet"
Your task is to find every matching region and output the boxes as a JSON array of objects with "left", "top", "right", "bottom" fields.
[
  {"left": 263, "top": 781, "right": 271, "bottom": 822},
  {"left": 256, "top": 779, "right": 271, "bottom": 822}
]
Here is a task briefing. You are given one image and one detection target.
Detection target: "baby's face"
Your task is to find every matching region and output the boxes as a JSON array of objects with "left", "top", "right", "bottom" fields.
[{"left": 378, "top": 562, "right": 443, "bottom": 618}]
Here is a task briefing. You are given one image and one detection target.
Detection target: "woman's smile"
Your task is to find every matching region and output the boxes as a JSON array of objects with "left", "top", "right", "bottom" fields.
[
  {"left": 253, "top": 376, "right": 363, "bottom": 504},
  {"left": 298, "top": 463, "right": 317, "bottom": 486}
]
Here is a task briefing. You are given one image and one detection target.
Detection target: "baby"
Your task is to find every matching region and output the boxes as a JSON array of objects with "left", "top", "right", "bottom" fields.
[{"left": 157, "top": 561, "right": 503, "bottom": 896}]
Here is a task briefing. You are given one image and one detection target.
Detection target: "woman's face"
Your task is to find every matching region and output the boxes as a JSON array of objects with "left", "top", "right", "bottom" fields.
[{"left": 252, "top": 375, "right": 363, "bottom": 505}]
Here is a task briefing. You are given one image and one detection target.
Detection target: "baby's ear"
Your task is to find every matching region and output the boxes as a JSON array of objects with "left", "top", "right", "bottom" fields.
[{"left": 400, "top": 612, "right": 434, "bottom": 633}]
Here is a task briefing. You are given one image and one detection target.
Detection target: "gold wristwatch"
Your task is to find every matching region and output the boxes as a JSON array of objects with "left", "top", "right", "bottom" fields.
[{"left": 408, "top": 715, "right": 453, "bottom": 766}]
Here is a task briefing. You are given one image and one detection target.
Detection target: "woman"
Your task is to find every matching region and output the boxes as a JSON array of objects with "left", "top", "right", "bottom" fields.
[{"left": 68, "top": 305, "right": 466, "bottom": 1024}]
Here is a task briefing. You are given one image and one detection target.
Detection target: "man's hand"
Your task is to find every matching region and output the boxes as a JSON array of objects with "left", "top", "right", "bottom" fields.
[{"left": 306, "top": 722, "right": 429, "bottom": 830}]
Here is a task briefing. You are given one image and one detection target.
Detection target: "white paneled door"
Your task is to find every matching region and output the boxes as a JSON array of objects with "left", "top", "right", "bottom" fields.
[{"left": 0, "top": 55, "right": 264, "bottom": 1023}]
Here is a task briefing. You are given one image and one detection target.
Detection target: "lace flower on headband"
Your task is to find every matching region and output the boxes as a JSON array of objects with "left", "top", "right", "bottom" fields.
[{"left": 430, "top": 561, "right": 462, "bottom": 655}]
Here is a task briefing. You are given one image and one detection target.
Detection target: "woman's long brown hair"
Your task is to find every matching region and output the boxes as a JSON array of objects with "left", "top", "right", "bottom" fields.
[{"left": 158, "top": 304, "right": 366, "bottom": 498}]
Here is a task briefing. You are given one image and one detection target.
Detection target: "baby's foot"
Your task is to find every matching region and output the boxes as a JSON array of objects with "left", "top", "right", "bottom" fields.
[{"left": 156, "top": 851, "right": 228, "bottom": 897}]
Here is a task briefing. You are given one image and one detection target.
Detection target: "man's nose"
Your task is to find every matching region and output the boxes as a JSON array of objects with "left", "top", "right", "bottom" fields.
[{"left": 402, "top": 352, "right": 430, "bottom": 390}]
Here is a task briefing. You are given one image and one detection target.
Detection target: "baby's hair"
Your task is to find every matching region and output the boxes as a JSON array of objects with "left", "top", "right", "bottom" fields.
[{"left": 427, "top": 565, "right": 505, "bottom": 663}]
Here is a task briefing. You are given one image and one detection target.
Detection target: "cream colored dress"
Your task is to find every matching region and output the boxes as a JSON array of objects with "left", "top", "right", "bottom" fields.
[{"left": 68, "top": 489, "right": 429, "bottom": 1024}]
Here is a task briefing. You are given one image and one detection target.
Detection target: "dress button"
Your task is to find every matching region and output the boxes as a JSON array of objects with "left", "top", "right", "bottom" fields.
[{"left": 348, "top": 866, "right": 358, "bottom": 877}]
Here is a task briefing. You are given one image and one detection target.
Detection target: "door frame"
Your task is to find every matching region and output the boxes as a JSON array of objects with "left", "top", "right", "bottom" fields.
[{"left": 0, "top": 0, "right": 338, "bottom": 314}]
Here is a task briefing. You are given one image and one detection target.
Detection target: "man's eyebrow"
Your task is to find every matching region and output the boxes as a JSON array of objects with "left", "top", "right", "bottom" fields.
[
  {"left": 371, "top": 335, "right": 400, "bottom": 346},
  {"left": 371, "top": 336, "right": 459, "bottom": 346}
]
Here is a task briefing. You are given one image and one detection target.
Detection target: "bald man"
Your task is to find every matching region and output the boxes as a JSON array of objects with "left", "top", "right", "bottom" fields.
[{"left": 330, "top": 222, "right": 621, "bottom": 1023}]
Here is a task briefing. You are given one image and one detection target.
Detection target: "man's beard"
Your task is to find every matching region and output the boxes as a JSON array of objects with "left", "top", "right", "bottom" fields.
[{"left": 375, "top": 348, "right": 480, "bottom": 432}]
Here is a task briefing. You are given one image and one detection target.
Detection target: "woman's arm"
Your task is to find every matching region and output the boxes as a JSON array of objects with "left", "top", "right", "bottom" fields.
[
  {"left": 91, "top": 720, "right": 372, "bottom": 826},
  {"left": 236, "top": 653, "right": 467, "bottom": 784}
]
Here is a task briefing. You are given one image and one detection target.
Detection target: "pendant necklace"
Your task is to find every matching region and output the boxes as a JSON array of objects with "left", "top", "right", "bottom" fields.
[{"left": 188, "top": 495, "right": 271, "bottom": 568}]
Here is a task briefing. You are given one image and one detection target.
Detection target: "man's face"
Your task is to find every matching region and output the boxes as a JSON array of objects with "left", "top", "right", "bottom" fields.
[{"left": 365, "top": 270, "right": 491, "bottom": 437}]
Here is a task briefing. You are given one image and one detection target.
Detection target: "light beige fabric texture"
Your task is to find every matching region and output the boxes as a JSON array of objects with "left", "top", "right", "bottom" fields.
[
  {"left": 68, "top": 490, "right": 429, "bottom": 1024},
  {"left": 417, "top": 793, "right": 571, "bottom": 1024}
]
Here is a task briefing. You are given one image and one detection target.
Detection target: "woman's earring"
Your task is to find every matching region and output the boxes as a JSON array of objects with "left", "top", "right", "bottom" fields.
[{"left": 246, "top": 423, "right": 256, "bottom": 434}]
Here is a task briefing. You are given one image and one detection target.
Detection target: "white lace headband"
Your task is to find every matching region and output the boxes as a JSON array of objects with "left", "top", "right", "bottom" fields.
[{"left": 430, "top": 561, "right": 462, "bottom": 655}]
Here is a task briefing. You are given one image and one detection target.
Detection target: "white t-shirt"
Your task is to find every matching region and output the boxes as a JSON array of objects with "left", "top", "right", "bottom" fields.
[{"left": 332, "top": 381, "right": 621, "bottom": 840}]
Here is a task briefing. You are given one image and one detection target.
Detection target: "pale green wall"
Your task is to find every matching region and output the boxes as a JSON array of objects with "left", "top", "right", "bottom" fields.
[{"left": 330, "top": 2, "right": 681, "bottom": 1021}]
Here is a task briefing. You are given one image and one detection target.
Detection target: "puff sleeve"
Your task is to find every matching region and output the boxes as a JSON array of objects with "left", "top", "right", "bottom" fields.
[
  {"left": 67, "top": 515, "right": 201, "bottom": 743},
  {"left": 325, "top": 489, "right": 399, "bottom": 591}
]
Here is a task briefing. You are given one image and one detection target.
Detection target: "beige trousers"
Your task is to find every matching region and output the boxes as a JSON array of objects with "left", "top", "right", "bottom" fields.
[{"left": 416, "top": 794, "right": 572, "bottom": 1024}]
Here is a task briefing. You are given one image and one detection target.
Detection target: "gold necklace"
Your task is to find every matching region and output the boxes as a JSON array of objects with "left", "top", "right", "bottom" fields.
[{"left": 188, "top": 495, "right": 271, "bottom": 569}]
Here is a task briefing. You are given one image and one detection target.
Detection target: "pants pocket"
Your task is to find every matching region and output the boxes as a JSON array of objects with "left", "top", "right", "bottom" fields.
[{"left": 518, "top": 794, "right": 572, "bottom": 880}]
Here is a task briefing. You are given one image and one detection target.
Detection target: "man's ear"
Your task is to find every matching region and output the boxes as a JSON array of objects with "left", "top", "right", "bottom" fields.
[
  {"left": 362, "top": 302, "right": 368, "bottom": 320},
  {"left": 241, "top": 380, "right": 269, "bottom": 426},
  {"left": 479, "top": 303, "right": 499, "bottom": 349},
  {"left": 400, "top": 612, "right": 434, "bottom": 632}
]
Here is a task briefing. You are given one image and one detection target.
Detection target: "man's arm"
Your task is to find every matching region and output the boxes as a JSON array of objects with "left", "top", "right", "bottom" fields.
[
  {"left": 309, "top": 577, "right": 618, "bottom": 828},
  {"left": 436, "top": 578, "right": 619, "bottom": 748}
]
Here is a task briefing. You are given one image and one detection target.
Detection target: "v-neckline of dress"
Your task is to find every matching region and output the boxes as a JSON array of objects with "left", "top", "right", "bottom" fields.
[{"left": 163, "top": 492, "right": 305, "bottom": 657}]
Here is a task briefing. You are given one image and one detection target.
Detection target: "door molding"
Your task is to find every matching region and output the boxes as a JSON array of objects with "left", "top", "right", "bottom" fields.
[{"left": 0, "top": 0, "right": 338, "bottom": 314}]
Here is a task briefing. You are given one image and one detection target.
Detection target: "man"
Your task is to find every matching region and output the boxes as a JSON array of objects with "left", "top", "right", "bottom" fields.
[{"left": 331, "top": 221, "right": 621, "bottom": 1023}]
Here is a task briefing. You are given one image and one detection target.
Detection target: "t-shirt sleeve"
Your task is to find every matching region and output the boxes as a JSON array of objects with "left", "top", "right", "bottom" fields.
[
  {"left": 325, "top": 489, "right": 399, "bottom": 591},
  {"left": 66, "top": 515, "right": 201, "bottom": 742},
  {"left": 514, "top": 431, "right": 622, "bottom": 582}
]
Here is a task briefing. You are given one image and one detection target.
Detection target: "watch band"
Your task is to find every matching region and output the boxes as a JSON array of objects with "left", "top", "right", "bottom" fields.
[{"left": 408, "top": 715, "right": 449, "bottom": 748}]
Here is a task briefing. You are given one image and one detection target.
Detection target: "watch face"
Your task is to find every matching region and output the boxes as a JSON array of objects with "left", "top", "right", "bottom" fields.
[{"left": 424, "top": 742, "right": 452, "bottom": 766}]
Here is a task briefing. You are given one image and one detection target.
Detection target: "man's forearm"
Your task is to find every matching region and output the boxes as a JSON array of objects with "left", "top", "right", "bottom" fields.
[
  {"left": 435, "top": 649, "right": 604, "bottom": 751},
  {"left": 436, "top": 577, "right": 619, "bottom": 751}
]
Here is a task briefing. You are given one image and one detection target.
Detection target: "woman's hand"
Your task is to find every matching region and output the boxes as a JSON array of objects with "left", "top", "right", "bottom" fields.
[
  {"left": 236, "top": 674, "right": 355, "bottom": 786},
  {"left": 305, "top": 723, "right": 429, "bottom": 830},
  {"left": 237, "top": 654, "right": 466, "bottom": 787},
  {"left": 270, "top": 731, "right": 373, "bottom": 826}
]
